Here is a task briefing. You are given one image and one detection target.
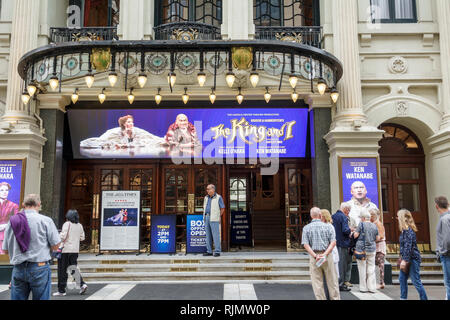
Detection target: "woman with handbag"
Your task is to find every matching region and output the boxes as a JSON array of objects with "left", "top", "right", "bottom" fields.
[
  {"left": 53, "top": 210, "right": 88, "bottom": 297},
  {"left": 397, "top": 209, "right": 428, "bottom": 300},
  {"left": 353, "top": 208, "right": 380, "bottom": 293},
  {"left": 370, "top": 209, "right": 387, "bottom": 289}
]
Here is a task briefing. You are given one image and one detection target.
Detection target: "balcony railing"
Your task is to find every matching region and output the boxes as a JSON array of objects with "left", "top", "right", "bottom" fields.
[
  {"left": 255, "top": 26, "right": 323, "bottom": 48},
  {"left": 154, "top": 22, "right": 222, "bottom": 41},
  {"left": 50, "top": 27, "right": 119, "bottom": 43}
]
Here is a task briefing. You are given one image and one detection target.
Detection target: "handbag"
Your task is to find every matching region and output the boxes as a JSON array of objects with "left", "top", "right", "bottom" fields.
[
  {"left": 396, "top": 258, "right": 411, "bottom": 274},
  {"left": 53, "top": 223, "right": 71, "bottom": 260},
  {"left": 354, "top": 222, "right": 367, "bottom": 260}
]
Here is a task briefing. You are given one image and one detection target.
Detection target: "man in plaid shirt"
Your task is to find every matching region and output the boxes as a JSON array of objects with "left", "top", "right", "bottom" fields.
[{"left": 302, "top": 207, "right": 340, "bottom": 300}]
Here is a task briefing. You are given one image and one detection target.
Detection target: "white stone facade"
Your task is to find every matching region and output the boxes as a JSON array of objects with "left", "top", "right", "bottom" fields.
[{"left": 0, "top": 0, "right": 448, "bottom": 250}]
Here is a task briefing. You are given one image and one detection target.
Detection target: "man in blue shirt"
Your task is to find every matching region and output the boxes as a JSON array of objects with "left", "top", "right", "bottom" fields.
[
  {"left": 435, "top": 196, "right": 450, "bottom": 300},
  {"left": 332, "top": 202, "right": 354, "bottom": 292},
  {"left": 203, "top": 185, "right": 225, "bottom": 257}
]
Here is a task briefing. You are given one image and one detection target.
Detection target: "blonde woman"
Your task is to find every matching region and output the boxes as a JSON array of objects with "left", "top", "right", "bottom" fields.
[
  {"left": 321, "top": 209, "right": 340, "bottom": 278},
  {"left": 397, "top": 209, "right": 428, "bottom": 300},
  {"left": 370, "top": 209, "right": 386, "bottom": 289}
]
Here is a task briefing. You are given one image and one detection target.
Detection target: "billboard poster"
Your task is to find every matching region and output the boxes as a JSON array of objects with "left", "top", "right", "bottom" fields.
[
  {"left": 100, "top": 191, "right": 140, "bottom": 251},
  {"left": 0, "top": 159, "right": 26, "bottom": 255},
  {"left": 67, "top": 108, "right": 310, "bottom": 159},
  {"left": 186, "top": 215, "right": 207, "bottom": 254},
  {"left": 151, "top": 215, "right": 176, "bottom": 254},
  {"left": 230, "top": 211, "right": 252, "bottom": 246},
  {"left": 339, "top": 157, "right": 381, "bottom": 228}
]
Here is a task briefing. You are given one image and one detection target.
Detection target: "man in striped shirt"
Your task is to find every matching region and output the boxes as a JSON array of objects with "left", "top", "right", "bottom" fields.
[{"left": 302, "top": 207, "right": 340, "bottom": 300}]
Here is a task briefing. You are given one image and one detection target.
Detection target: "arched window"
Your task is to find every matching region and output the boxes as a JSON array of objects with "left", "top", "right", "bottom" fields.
[
  {"left": 253, "top": 0, "right": 319, "bottom": 27},
  {"left": 156, "top": 0, "right": 223, "bottom": 27}
]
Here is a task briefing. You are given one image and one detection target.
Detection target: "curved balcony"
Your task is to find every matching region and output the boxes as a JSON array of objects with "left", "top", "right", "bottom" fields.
[
  {"left": 154, "top": 22, "right": 222, "bottom": 41},
  {"left": 50, "top": 27, "right": 119, "bottom": 43},
  {"left": 255, "top": 26, "right": 323, "bottom": 48}
]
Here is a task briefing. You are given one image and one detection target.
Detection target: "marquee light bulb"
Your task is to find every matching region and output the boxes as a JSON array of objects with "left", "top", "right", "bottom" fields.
[
  {"left": 85, "top": 73, "right": 95, "bottom": 88},
  {"left": 226, "top": 72, "right": 236, "bottom": 88},
  {"left": 27, "top": 83, "right": 37, "bottom": 97},
  {"left": 49, "top": 76, "right": 59, "bottom": 91},
  {"left": 168, "top": 72, "right": 177, "bottom": 88},
  {"left": 197, "top": 72, "right": 207, "bottom": 87},
  {"left": 289, "top": 74, "right": 298, "bottom": 89},
  {"left": 108, "top": 72, "right": 118, "bottom": 87},
  {"left": 318, "top": 79, "right": 327, "bottom": 96},
  {"left": 236, "top": 88, "right": 244, "bottom": 105},
  {"left": 182, "top": 88, "right": 189, "bottom": 105},
  {"left": 71, "top": 89, "right": 79, "bottom": 104},
  {"left": 264, "top": 88, "right": 271, "bottom": 104},
  {"left": 138, "top": 73, "right": 148, "bottom": 88},
  {"left": 21, "top": 92, "right": 31, "bottom": 105},
  {"left": 98, "top": 89, "right": 106, "bottom": 104},
  {"left": 250, "top": 72, "right": 259, "bottom": 88},
  {"left": 330, "top": 87, "right": 339, "bottom": 103},
  {"left": 209, "top": 90, "right": 216, "bottom": 104},
  {"left": 128, "top": 90, "right": 135, "bottom": 105},
  {"left": 291, "top": 91, "right": 299, "bottom": 103},
  {"left": 155, "top": 88, "right": 162, "bottom": 105}
]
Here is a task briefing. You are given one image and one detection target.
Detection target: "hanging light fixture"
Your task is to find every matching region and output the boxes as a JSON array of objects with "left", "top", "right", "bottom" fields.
[
  {"left": 128, "top": 88, "right": 135, "bottom": 104},
  {"left": 85, "top": 73, "right": 95, "bottom": 88},
  {"left": 98, "top": 88, "right": 106, "bottom": 104},
  {"left": 168, "top": 72, "right": 177, "bottom": 88},
  {"left": 226, "top": 72, "right": 236, "bottom": 88},
  {"left": 250, "top": 72, "right": 259, "bottom": 88},
  {"left": 197, "top": 72, "right": 207, "bottom": 87},
  {"left": 138, "top": 73, "right": 148, "bottom": 88},
  {"left": 289, "top": 74, "right": 298, "bottom": 89},
  {"left": 27, "top": 82, "right": 37, "bottom": 97},
  {"left": 209, "top": 89, "right": 217, "bottom": 104},
  {"left": 182, "top": 87, "right": 190, "bottom": 105},
  {"left": 21, "top": 91, "right": 31, "bottom": 105},
  {"left": 49, "top": 75, "right": 59, "bottom": 91},
  {"left": 317, "top": 78, "right": 327, "bottom": 96},
  {"left": 291, "top": 90, "right": 299, "bottom": 103},
  {"left": 236, "top": 87, "right": 244, "bottom": 105},
  {"left": 155, "top": 88, "right": 162, "bottom": 105},
  {"left": 108, "top": 72, "right": 118, "bottom": 87},
  {"left": 71, "top": 88, "right": 79, "bottom": 104},
  {"left": 330, "top": 87, "right": 340, "bottom": 103},
  {"left": 264, "top": 87, "right": 271, "bottom": 104}
]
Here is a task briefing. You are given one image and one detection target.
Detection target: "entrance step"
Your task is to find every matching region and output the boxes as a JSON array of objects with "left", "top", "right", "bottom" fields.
[{"left": 386, "top": 254, "right": 445, "bottom": 285}]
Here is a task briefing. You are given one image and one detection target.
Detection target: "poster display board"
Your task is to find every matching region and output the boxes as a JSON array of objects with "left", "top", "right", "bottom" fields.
[
  {"left": 186, "top": 215, "right": 207, "bottom": 253},
  {"left": 100, "top": 191, "right": 140, "bottom": 251},
  {"left": 0, "top": 159, "right": 26, "bottom": 255},
  {"left": 150, "top": 215, "right": 177, "bottom": 254},
  {"left": 339, "top": 157, "right": 382, "bottom": 226},
  {"left": 230, "top": 211, "right": 252, "bottom": 246}
]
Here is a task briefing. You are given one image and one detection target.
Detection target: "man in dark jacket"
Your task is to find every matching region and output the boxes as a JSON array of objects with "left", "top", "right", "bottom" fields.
[{"left": 333, "top": 202, "right": 353, "bottom": 292}]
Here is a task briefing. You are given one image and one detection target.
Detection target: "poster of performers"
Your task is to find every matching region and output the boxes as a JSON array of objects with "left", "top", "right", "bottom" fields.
[
  {"left": 100, "top": 191, "right": 140, "bottom": 251},
  {"left": 0, "top": 159, "right": 26, "bottom": 255}
]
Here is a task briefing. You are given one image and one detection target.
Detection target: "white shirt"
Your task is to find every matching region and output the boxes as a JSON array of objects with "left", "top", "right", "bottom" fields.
[{"left": 60, "top": 222, "right": 85, "bottom": 253}]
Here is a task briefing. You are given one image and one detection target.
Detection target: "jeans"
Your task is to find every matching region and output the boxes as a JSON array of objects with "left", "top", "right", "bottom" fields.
[
  {"left": 337, "top": 246, "right": 352, "bottom": 286},
  {"left": 399, "top": 259, "right": 428, "bottom": 300},
  {"left": 441, "top": 255, "right": 450, "bottom": 300},
  {"left": 204, "top": 215, "right": 221, "bottom": 254},
  {"left": 57, "top": 253, "right": 86, "bottom": 293},
  {"left": 11, "top": 261, "right": 52, "bottom": 300}
]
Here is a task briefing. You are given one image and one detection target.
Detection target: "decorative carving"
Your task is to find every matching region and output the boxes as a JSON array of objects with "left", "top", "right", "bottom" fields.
[
  {"left": 389, "top": 56, "right": 408, "bottom": 74},
  {"left": 90, "top": 48, "right": 111, "bottom": 72},
  {"left": 232, "top": 47, "right": 253, "bottom": 70},
  {"left": 275, "top": 32, "right": 303, "bottom": 43},
  {"left": 396, "top": 101, "right": 408, "bottom": 116},
  {"left": 171, "top": 28, "right": 199, "bottom": 41}
]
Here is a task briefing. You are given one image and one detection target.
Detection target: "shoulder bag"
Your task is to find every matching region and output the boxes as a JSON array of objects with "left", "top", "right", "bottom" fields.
[
  {"left": 53, "top": 222, "right": 71, "bottom": 260},
  {"left": 354, "top": 222, "right": 367, "bottom": 260}
]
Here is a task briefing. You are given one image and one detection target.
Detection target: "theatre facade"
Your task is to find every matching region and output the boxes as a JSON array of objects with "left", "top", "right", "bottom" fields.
[{"left": 0, "top": 0, "right": 449, "bottom": 254}]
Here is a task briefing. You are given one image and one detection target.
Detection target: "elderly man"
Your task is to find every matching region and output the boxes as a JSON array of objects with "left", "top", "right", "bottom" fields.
[
  {"left": 2, "top": 194, "right": 60, "bottom": 300},
  {"left": 332, "top": 202, "right": 354, "bottom": 292},
  {"left": 435, "top": 196, "right": 450, "bottom": 300},
  {"left": 302, "top": 207, "right": 340, "bottom": 300},
  {"left": 203, "top": 185, "right": 225, "bottom": 257},
  {"left": 346, "top": 181, "right": 378, "bottom": 229}
]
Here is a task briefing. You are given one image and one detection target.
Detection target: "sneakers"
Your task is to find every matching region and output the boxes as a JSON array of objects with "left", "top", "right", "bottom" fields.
[
  {"left": 214, "top": 253, "right": 221, "bottom": 257},
  {"left": 80, "top": 284, "right": 88, "bottom": 295},
  {"left": 52, "top": 292, "right": 67, "bottom": 297},
  {"left": 339, "top": 285, "right": 351, "bottom": 292},
  {"left": 344, "top": 281, "right": 353, "bottom": 287}
]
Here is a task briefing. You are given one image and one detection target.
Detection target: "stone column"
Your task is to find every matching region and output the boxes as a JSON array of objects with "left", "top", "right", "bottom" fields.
[
  {"left": 221, "top": 0, "right": 254, "bottom": 40},
  {"left": 118, "top": 0, "right": 151, "bottom": 40},
  {"left": 436, "top": 0, "right": 450, "bottom": 130},
  {"left": 2, "top": 0, "right": 40, "bottom": 125}
]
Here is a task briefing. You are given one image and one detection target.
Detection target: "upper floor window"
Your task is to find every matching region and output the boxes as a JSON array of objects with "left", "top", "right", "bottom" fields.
[
  {"left": 253, "top": 0, "right": 318, "bottom": 27},
  {"left": 156, "top": 0, "right": 222, "bottom": 27},
  {"left": 370, "top": 0, "right": 417, "bottom": 23},
  {"left": 69, "top": 0, "right": 120, "bottom": 27}
]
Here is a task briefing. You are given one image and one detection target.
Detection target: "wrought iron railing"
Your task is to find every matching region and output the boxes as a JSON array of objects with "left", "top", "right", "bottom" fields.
[
  {"left": 154, "top": 22, "right": 222, "bottom": 41},
  {"left": 50, "top": 27, "right": 119, "bottom": 43},
  {"left": 255, "top": 26, "right": 323, "bottom": 48}
]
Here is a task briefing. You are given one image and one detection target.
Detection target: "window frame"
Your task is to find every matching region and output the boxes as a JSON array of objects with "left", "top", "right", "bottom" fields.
[
  {"left": 155, "top": 0, "right": 223, "bottom": 27},
  {"left": 253, "top": 0, "right": 320, "bottom": 27},
  {"left": 370, "top": 0, "right": 418, "bottom": 24}
]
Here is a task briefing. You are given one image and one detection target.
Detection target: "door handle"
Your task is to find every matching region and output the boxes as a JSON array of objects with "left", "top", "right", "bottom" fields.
[
  {"left": 285, "top": 193, "right": 289, "bottom": 218},
  {"left": 188, "top": 194, "right": 195, "bottom": 215}
]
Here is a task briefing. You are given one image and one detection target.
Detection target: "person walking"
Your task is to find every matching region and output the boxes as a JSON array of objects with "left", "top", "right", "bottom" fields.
[
  {"left": 434, "top": 196, "right": 450, "bottom": 300},
  {"left": 397, "top": 209, "right": 428, "bottom": 300},
  {"left": 53, "top": 210, "right": 88, "bottom": 297},
  {"left": 321, "top": 209, "right": 339, "bottom": 277},
  {"left": 370, "top": 208, "right": 386, "bottom": 289},
  {"left": 203, "top": 185, "right": 225, "bottom": 257},
  {"left": 2, "top": 194, "right": 60, "bottom": 300},
  {"left": 302, "top": 207, "right": 340, "bottom": 300},
  {"left": 353, "top": 208, "right": 380, "bottom": 293},
  {"left": 332, "top": 203, "right": 353, "bottom": 292}
]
